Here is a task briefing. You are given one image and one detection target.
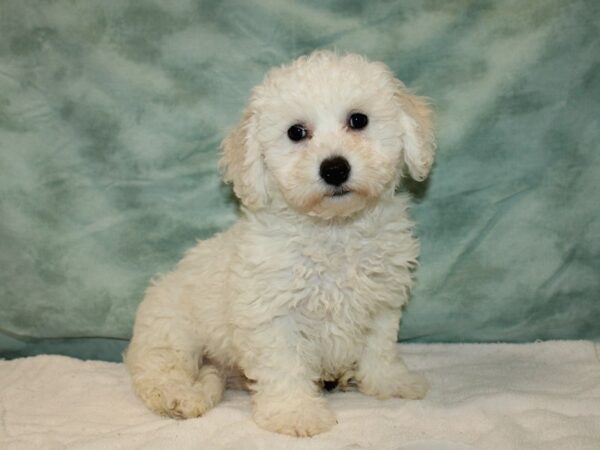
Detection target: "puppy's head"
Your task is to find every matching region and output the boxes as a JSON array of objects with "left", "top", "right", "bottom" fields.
[{"left": 220, "top": 51, "right": 435, "bottom": 219}]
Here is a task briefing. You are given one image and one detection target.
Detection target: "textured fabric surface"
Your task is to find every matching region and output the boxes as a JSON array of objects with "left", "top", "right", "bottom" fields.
[
  {"left": 1, "top": 342, "right": 600, "bottom": 449},
  {"left": 0, "top": 0, "right": 599, "bottom": 359}
]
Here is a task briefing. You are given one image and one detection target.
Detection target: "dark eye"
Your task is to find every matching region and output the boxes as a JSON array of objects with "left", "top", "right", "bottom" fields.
[
  {"left": 287, "top": 124, "right": 308, "bottom": 142},
  {"left": 348, "top": 112, "right": 369, "bottom": 130}
]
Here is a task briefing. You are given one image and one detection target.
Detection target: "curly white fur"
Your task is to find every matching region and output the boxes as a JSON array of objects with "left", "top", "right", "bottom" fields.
[{"left": 125, "top": 51, "right": 435, "bottom": 437}]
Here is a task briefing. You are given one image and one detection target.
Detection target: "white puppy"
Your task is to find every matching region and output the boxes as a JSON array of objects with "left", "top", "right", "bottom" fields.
[{"left": 125, "top": 51, "right": 435, "bottom": 437}]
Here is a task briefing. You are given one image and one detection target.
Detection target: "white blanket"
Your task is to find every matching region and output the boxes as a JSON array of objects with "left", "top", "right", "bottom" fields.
[{"left": 1, "top": 341, "right": 599, "bottom": 450}]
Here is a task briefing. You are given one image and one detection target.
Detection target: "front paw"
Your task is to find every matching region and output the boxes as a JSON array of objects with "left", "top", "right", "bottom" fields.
[
  {"left": 359, "top": 369, "right": 429, "bottom": 400},
  {"left": 252, "top": 396, "right": 336, "bottom": 437}
]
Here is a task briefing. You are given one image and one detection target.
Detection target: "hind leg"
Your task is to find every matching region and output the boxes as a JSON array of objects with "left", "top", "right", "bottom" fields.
[
  {"left": 127, "top": 351, "right": 225, "bottom": 418},
  {"left": 125, "top": 299, "right": 225, "bottom": 418}
]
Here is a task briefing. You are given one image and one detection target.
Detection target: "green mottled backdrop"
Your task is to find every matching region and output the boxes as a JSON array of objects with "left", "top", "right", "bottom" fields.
[{"left": 1, "top": 0, "right": 598, "bottom": 361}]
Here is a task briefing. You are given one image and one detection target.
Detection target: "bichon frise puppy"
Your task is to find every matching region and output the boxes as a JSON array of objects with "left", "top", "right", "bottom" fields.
[{"left": 125, "top": 50, "right": 435, "bottom": 437}]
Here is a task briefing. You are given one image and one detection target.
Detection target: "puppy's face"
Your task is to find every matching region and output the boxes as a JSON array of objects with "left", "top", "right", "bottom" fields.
[{"left": 221, "top": 52, "right": 435, "bottom": 220}]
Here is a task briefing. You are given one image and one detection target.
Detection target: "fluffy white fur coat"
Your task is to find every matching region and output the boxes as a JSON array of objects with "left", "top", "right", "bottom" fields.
[{"left": 125, "top": 51, "right": 435, "bottom": 437}]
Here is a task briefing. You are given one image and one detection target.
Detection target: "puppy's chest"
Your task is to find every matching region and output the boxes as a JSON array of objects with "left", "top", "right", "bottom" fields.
[
  {"left": 288, "top": 230, "right": 411, "bottom": 318},
  {"left": 287, "top": 232, "right": 412, "bottom": 374}
]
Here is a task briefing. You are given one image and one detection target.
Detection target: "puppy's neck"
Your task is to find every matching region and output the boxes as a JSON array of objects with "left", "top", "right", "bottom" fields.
[{"left": 242, "top": 193, "right": 411, "bottom": 234}]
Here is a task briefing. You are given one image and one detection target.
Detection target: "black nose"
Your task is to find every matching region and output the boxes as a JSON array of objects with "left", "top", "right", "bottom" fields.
[{"left": 319, "top": 156, "right": 351, "bottom": 186}]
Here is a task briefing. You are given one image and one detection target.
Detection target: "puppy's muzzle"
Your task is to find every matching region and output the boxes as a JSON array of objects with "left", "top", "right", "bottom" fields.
[{"left": 320, "top": 156, "right": 351, "bottom": 187}]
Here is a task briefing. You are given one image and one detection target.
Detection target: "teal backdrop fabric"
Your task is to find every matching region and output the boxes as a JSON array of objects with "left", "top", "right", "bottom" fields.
[{"left": 1, "top": 0, "right": 598, "bottom": 361}]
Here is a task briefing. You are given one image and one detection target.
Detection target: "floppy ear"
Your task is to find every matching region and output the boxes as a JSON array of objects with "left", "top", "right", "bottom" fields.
[
  {"left": 219, "top": 105, "right": 270, "bottom": 210},
  {"left": 395, "top": 86, "right": 436, "bottom": 181}
]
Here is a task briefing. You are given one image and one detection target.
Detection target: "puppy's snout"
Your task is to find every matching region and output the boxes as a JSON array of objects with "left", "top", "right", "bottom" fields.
[{"left": 319, "top": 156, "right": 351, "bottom": 186}]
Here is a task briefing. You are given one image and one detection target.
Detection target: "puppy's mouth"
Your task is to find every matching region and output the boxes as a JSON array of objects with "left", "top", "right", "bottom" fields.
[{"left": 327, "top": 188, "right": 352, "bottom": 198}]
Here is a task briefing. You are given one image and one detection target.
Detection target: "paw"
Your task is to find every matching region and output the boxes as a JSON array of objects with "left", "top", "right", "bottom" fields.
[
  {"left": 161, "top": 391, "right": 211, "bottom": 419},
  {"left": 359, "top": 370, "right": 429, "bottom": 400},
  {"left": 133, "top": 369, "right": 224, "bottom": 419},
  {"left": 391, "top": 370, "right": 429, "bottom": 399},
  {"left": 137, "top": 382, "right": 213, "bottom": 419},
  {"left": 253, "top": 397, "right": 337, "bottom": 437}
]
